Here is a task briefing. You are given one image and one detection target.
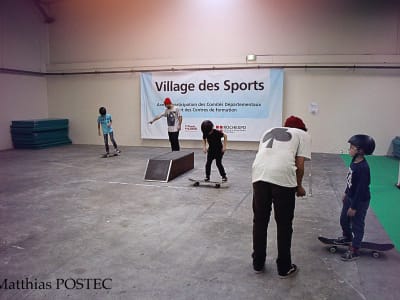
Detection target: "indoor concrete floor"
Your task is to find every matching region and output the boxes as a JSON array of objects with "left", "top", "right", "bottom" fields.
[{"left": 0, "top": 145, "right": 399, "bottom": 300}]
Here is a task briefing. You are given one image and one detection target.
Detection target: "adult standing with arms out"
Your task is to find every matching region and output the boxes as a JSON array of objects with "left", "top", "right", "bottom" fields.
[
  {"left": 251, "top": 116, "right": 311, "bottom": 278},
  {"left": 149, "top": 98, "right": 182, "bottom": 151}
]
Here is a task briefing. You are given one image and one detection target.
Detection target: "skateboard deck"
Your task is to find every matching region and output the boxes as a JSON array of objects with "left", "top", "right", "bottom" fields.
[
  {"left": 101, "top": 153, "right": 119, "bottom": 158},
  {"left": 318, "top": 236, "right": 394, "bottom": 258},
  {"left": 189, "top": 178, "right": 227, "bottom": 188}
]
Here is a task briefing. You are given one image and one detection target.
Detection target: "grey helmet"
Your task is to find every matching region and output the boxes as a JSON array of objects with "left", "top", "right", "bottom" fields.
[{"left": 348, "top": 134, "right": 375, "bottom": 155}]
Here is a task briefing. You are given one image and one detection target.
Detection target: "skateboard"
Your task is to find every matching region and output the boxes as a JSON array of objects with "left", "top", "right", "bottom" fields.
[
  {"left": 318, "top": 236, "right": 394, "bottom": 258},
  {"left": 189, "top": 178, "right": 227, "bottom": 188},
  {"left": 101, "top": 153, "right": 119, "bottom": 158}
]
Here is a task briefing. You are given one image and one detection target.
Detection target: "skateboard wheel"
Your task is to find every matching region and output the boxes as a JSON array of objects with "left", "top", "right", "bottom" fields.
[
  {"left": 215, "top": 184, "right": 221, "bottom": 188},
  {"left": 372, "top": 251, "right": 380, "bottom": 258},
  {"left": 194, "top": 182, "right": 200, "bottom": 186},
  {"left": 329, "top": 246, "right": 337, "bottom": 253}
]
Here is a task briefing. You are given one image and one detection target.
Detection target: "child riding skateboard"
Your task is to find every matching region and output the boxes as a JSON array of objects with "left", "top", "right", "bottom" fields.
[
  {"left": 201, "top": 120, "right": 228, "bottom": 182},
  {"left": 334, "top": 134, "right": 375, "bottom": 261},
  {"left": 97, "top": 106, "right": 121, "bottom": 157}
]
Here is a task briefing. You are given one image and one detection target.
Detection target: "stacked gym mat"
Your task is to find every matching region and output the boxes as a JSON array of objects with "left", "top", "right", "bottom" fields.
[
  {"left": 393, "top": 136, "right": 400, "bottom": 158},
  {"left": 10, "top": 118, "right": 72, "bottom": 149}
]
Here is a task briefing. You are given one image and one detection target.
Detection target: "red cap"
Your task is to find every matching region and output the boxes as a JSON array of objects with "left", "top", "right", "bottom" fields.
[
  {"left": 164, "top": 98, "right": 172, "bottom": 105},
  {"left": 284, "top": 116, "right": 307, "bottom": 131}
]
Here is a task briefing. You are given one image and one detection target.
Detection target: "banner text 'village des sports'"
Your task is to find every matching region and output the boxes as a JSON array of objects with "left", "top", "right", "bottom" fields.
[{"left": 140, "top": 69, "right": 283, "bottom": 141}]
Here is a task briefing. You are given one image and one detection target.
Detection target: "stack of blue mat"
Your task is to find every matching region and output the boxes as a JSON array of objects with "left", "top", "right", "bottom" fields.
[
  {"left": 393, "top": 136, "right": 400, "bottom": 159},
  {"left": 10, "top": 118, "right": 72, "bottom": 149}
]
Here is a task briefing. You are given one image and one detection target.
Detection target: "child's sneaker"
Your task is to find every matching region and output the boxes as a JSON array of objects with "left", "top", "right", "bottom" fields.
[
  {"left": 334, "top": 236, "right": 352, "bottom": 245},
  {"left": 254, "top": 265, "right": 265, "bottom": 274},
  {"left": 278, "top": 264, "right": 298, "bottom": 279},
  {"left": 251, "top": 253, "right": 265, "bottom": 274},
  {"left": 204, "top": 177, "right": 210, "bottom": 182},
  {"left": 341, "top": 248, "right": 360, "bottom": 261},
  {"left": 222, "top": 176, "right": 228, "bottom": 182}
]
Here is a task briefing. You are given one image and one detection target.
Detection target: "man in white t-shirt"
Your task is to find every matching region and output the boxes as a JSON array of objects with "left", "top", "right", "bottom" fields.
[
  {"left": 149, "top": 97, "right": 183, "bottom": 151},
  {"left": 251, "top": 116, "right": 311, "bottom": 278}
]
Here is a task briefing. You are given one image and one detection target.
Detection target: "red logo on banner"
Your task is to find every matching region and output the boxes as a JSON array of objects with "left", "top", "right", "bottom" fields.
[{"left": 215, "top": 125, "right": 224, "bottom": 132}]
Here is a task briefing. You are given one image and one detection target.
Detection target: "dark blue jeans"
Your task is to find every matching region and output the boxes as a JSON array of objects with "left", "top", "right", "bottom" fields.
[
  {"left": 103, "top": 132, "right": 118, "bottom": 153},
  {"left": 252, "top": 181, "right": 296, "bottom": 275},
  {"left": 340, "top": 195, "right": 370, "bottom": 249}
]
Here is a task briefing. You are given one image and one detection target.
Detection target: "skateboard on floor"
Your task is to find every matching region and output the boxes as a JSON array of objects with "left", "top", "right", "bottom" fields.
[
  {"left": 318, "top": 236, "right": 394, "bottom": 258},
  {"left": 189, "top": 178, "right": 227, "bottom": 189},
  {"left": 101, "top": 153, "right": 119, "bottom": 158}
]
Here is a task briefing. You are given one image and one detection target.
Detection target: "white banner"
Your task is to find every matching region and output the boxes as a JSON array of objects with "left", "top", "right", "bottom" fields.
[{"left": 140, "top": 69, "right": 283, "bottom": 141}]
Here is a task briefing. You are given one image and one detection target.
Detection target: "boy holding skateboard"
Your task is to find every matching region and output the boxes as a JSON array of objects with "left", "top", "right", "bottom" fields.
[
  {"left": 97, "top": 106, "right": 121, "bottom": 157},
  {"left": 201, "top": 120, "right": 228, "bottom": 182},
  {"left": 335, "top": 134, "right": 375, "bottom": 261}
]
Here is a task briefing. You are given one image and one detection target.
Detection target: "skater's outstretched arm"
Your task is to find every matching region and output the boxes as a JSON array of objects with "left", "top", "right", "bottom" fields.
[{"left": 149, "top": 113, "right": 163, "bottom": 124}]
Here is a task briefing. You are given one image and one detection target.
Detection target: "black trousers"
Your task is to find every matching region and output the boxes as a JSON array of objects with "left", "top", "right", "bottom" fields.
[
  {"left": 168, "top": 131, "right": 180, "bottom": 151},
  {"left": 205, "top": 150, "right": 226, "bottom": 178},
  {"left": 103, "top": 132, "right": 118, "bottom": 153},
  {"left": 340, "top": 195, "right": 369, "bottom": 249},
  {"left": 252, "top": 181, "right": 296, "bottom": 275}
]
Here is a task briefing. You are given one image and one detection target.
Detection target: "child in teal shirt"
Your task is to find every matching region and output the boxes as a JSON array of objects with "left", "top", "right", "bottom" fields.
[{"left": 97, "top": 107, "right": 121, "bottom": 156}]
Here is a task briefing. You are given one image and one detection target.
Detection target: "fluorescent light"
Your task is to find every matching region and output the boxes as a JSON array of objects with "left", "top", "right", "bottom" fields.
[{"left": 246, "top": 54, "right": 256, "bottom": 62}]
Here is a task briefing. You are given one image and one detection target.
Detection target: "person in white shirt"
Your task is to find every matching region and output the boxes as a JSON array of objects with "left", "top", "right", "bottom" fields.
[
  {"left": 251, "top": 116, "right": 311, "bottom": 278},
  {"left": 149, "top": 97, "right": 183, "bottom": 151}
]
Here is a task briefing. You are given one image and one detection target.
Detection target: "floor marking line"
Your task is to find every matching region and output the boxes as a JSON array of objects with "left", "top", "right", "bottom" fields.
[
  {"left": 228, "top": 190, "right": 251, "bottom": 217},
  {"left": 84, "top": 179, "right": 203, "bottom": 190},
  {"left": 320, "top": 258, "right": 366, "bottom": 300}
]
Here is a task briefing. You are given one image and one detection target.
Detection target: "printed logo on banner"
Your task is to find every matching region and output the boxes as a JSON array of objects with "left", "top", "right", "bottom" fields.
[
  {"left": 219, "top": 125, "right": 247, "bottom": 134},
  {"left": 184, "top": 124, "right": 198, "bottom": 132},
  {"left": 216, "top": 125, "right": 224, "bottom": 132}
]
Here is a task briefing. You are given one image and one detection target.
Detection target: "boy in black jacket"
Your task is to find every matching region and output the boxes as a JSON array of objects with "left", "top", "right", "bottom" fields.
[
  {"left": 201, "top": 120, "right": 228, "bottom": 182},
  {"left": 335, "top": 134, "right": 375, "bottom": 261}
]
